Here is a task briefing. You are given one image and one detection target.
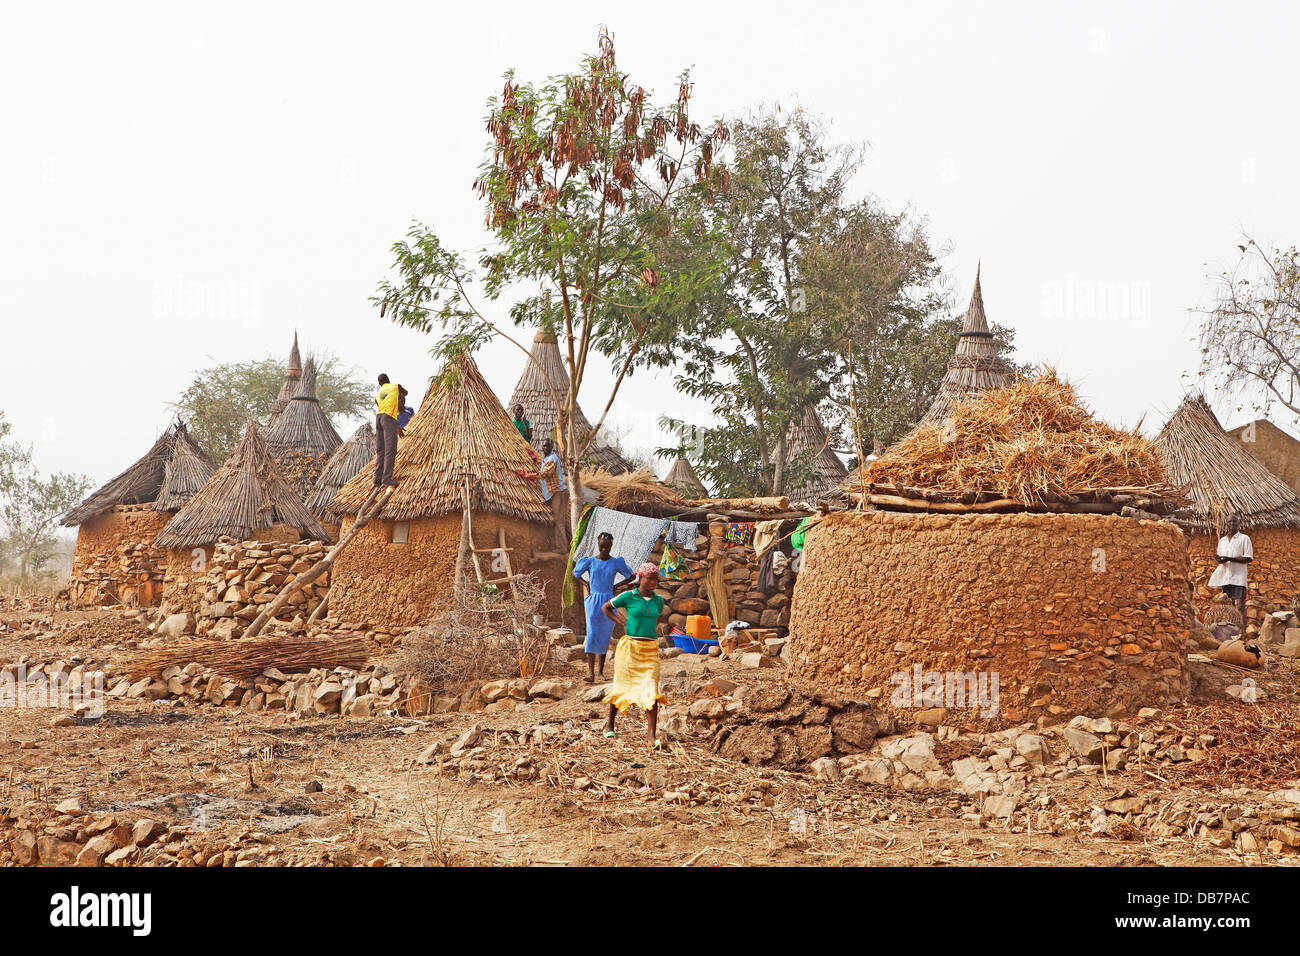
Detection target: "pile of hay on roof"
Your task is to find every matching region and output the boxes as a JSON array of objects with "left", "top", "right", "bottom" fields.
[
  {"left": 581, "top": 466, "right": 688, "bottom": 511},
  {"left": 845, "top": 368, "right": 1183, "bottom": 514}
]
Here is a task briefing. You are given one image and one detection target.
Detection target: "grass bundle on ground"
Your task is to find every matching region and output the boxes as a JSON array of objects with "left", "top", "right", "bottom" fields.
[
  {"left": 128, "top": 633, "right": 369, "bottom": 680},
  {"left": 854, "top": 368, "right": 1174, "bottom": 505},
  {"left": 582, "top": 466, "right": 688, "bottom": 509}
]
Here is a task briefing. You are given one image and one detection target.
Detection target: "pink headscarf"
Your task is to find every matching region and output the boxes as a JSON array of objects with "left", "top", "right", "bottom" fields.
[{"left": 634, "top": 562, "right": 659, "bottom": 579}]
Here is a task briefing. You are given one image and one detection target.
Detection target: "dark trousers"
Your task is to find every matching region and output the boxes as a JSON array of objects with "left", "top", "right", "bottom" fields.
[{"left": 374, "top": 414, "right": 398, "bottom": 485}]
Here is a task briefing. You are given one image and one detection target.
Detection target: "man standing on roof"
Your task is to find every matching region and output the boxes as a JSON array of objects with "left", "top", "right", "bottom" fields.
[
  {"left": 512, "top": 403, "right": 533, "bottom": 444},
  {"left": 539, "top": 438, "right": 568, "bottom": 551},
  {"left": 1208, "top": 512, "right": 1252, "bottom": 626},
  {"left": 373, "top": 373, "right": 401, "bottom": 488}
]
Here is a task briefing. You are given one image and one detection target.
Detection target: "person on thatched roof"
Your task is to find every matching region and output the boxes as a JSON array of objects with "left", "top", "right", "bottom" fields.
[
  {"left": 540, "top": 438, "right": 569, "bottom": 550},
  {"left": 574, "top": 531, "right": 635, "bottom": 683},
  {"left": 1208, "top": 512, "right": 1253, "bottom": 626},
  {"left": 511, "top": 403, "right": 533, "bottom": 444},
  {"left": 374, "top": 373, "right": 402, "bottom": 488},
  {"left": 601, "top": 562, "right": 668, "bottom": 748}
]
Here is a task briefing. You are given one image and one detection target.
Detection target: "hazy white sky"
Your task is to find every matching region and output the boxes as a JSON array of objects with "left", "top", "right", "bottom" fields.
[{"left": 5, "top": 0, "right": 1299, "bottom": 489}]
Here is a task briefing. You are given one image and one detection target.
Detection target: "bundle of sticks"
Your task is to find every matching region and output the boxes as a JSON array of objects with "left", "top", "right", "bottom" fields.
[{"left": 127, "top": 633, "right": 370, "bottom": 681}]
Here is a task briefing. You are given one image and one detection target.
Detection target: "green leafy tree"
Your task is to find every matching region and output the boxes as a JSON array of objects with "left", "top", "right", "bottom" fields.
[
  {"left": 374, "top": 29, "right": 730, "bottom": 528},
  {"left": 661, "top": 107, "right": 991, "bottom": 496},
  {"left": 0, "top": 411, "right": 92, "bottom": 588},
  {"left": 170, "top": 351, "right": 371, "bottom": 460}
]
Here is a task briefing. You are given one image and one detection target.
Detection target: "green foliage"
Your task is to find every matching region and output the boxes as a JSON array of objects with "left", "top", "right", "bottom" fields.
[
  {"left": 373, "top": 29, "right": 730, "bottom": 483},
  {"left": 0, "top": 410, "right": 93, "bottom": 588},
  {"left": 170, "top": 351, "right": 371, "bottom": 460}
]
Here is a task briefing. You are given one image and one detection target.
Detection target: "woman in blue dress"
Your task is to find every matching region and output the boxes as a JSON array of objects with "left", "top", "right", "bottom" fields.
[{"left": 573, "top": 532, "right": 635, "bottom": 683}]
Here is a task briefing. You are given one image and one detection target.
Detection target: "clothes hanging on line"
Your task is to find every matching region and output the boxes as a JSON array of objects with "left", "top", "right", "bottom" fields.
[
  {"left": 752, "top": 519, "right": 784, "bottom": 558},
  {"left": 663, "top": 520, "right": 700, "bottom": 552},
  {"left": 659, "top": 543, "right": 688, "bottom": 582},
  {"left": 572, "top": 506, "right": 669, "bottom": 571},
  {"left": 724, "top": 522, "right": 755, "bottom": 547}
]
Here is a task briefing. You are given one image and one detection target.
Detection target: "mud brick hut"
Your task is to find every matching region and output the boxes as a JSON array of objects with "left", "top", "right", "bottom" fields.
[
  {"left": 508, "top": 330, "right": 631, "bottom": 473},
  {"left": 782, "top": 406, "right": 848, "bottom": 505},
  {"left": 266, "top": 331, "right": 303, "bottom": 426},
  {"left": 1230, "top": 417, "right": 1300, "bottom": 495},
  {"left": 1155, "top": 395, "right": 1300, "bottom": 625},
  {"left": 61, "top": 422, "right": 215, "bottom": 607},
  {"left": 663, "top": 457, "right": 708, "bottom": 497},
  {"left": 154, "top": 422, "right": 330, "bottom": 609},
  {"left": 327, "top": 353, "right": 567, "bottom": 632},
  {"left": 798, "top": 371, "right": 1194, "bottom": 728},
  {"left": 305, "top": 421, "right": 376, "bottom": 537},
  {"left": 261, "top": 357, "right": 342, "bottom": 497}
]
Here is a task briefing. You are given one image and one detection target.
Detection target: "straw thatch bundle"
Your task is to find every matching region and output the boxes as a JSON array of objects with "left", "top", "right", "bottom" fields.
[
  {"left": 127, "top": 633, "right": 369, "bottom": 681},
  {"left": 267, "top": 331, "right": 303, "bottom": 426},
  {"left": 305, "top": 421, "right": 376, "bottom": 521},
  {"left": 848, "top": 368, "right": 1176, "bottom": 508},
  {"left": 507, "top": 331, "right": 631, "bottom": 474},
  {"left": 62, "top": 422, "right": 215, "bottom": 526},
  {"left": 262, "top": 357, "right": 342, "bottom": 496},
  {"left": 1204, "top": 592, "right": 1244, "bottom": 630},
  {"left": 664, "top": 457, "right": 708, "bottom": 497},
  {"left": 783, "top": 406, "right": 848, "bottom": 503},
  {"left": 1155, "top": 395, "right": 1300, "bottom": 532},
  {"left": 919, "top": 266, "right": 1011, "bottom": 428},
  {"left": 332, "top": 351, "right": 550, "bottom": 522},
  {"left": 155, "top": 422, "right": 329, "bottom": 549},
  {"left": 583, "top": 466, "right": 688, "bottom": 510}
]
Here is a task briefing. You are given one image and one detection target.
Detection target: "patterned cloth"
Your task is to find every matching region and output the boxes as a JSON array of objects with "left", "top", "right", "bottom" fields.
[
  {"left": 664, "top": 520, "right": 699, "bottom": 552},
  {"left": 658, "top": 543, "right": 688, "bottom": 582},
  {"left": 572, "top": 507, "right": 669, "bottom": 570},
  {"left": 724, "top": 522, "right": 755, "bottom": 547}
]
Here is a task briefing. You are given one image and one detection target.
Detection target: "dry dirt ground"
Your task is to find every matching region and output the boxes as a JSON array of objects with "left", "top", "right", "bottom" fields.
[{"left": 2, "top": 607, "right": 1298, "bottom": 868}]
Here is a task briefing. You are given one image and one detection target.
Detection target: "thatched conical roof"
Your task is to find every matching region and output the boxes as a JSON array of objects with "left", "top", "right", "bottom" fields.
[
  {"left": 507, "top": 330, "right": 631, "bottom": 474},
  {"left": 332, "top": 352, "right": 551, "bottom": 522},
  {"left": 664, "top": 457, "right": 708, "bottom": 497},
  {"left": 1155, "top": 395, "right": 1300, "bottom": 532},
  {"left": 305, "top": 421, "right": 376, "bottom": 522},
  {"left": 919, "top": 265, "right": 1011, "bottom": 428},
  {"left": 784, "top": 406, "right": 848, "bottom": 503},
  {"left": 61, "top": 422, "right": 215, "bottom": 527},
  {"left": 262, "top": 357, "right": 342, "bottom": 496},
  {"left": 267, "top": 331, "right": 304, "bottom": 425},
  {"left": 155, "top": 422, "right": 329, "bottom": 550}
]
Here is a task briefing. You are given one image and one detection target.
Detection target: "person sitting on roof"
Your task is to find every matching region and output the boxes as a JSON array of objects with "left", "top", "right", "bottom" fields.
[
  {"left": 1208, "top": 512, "right": 1252, "bottom": 627},
  {"left": 539, "top": 438, "right": 568, "bottom": 551},
  {"left": 373, "top": 373, "right": 401, "bottom": 488},
  {"left": 511, "top": 403, "right": 533, "bottom": 444}
]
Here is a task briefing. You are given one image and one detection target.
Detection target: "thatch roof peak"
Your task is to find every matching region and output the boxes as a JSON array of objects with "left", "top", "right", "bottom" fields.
[
  {"left": 1155, "top": 394, "right": 1300, "bottom": 532},
  {"left": 507, "top": 331, "right": 631, "bottom": 473},
  {"left": 263, "top": 357, "right": 343, "bottom": 495},
  {"left": 269, "top": 332, "right": 306, "bottom": 425},
  {"left": 305, "top": 421, "right": 376, "bottom": 522},
  {"left": 664, "top": 457, "right": 708, "bottom": 497},
  {"left": 918, "top": 266, "right": 1011, "bottom": 428},
  {"left": 61, "top": 421, "right": 215, "bottom": 527},
  {"left": 784, "top": 406, "right": 848, "bottom": 504},
  {"left": 155, "top": 421, "right": 329, "bottom": 550},
  {"left": 332, "top": 352, "right": 551, "bottom": 522}
]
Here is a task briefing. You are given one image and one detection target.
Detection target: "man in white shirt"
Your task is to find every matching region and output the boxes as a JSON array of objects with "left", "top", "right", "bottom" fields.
[{"left": 1207, "top": 513, "right": 1252, "bottom": 626}]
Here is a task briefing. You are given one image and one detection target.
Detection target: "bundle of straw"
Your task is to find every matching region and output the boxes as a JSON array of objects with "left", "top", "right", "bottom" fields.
[
  {"left": 127, "top": 633, "right": 369, "bottom": 681},
  {"left": 854, "top": 368, "right": 1173, "bottom": 505},
  {"left": 581, "top": 466, "right": 688, "bottom": 509}
]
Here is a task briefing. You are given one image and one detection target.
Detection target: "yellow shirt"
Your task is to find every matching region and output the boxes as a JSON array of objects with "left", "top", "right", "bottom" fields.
[{"left": 376, "top": 383, "right": 400, "bottom": 419}]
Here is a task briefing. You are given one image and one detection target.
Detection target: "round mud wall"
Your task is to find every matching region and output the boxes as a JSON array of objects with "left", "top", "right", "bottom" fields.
[{"left": 787, "top": 511, "right": 1193, "bottom": 728}]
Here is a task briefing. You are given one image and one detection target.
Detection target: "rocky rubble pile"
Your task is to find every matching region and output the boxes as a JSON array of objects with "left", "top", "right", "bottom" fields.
[{"left": 189, "top": 538, "right": 329, "bottom": 638}]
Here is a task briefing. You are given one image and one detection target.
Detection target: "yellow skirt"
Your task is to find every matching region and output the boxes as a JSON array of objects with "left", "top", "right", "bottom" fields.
[{"left": 603, "top": 636, "right": 666, "bottom": 713}]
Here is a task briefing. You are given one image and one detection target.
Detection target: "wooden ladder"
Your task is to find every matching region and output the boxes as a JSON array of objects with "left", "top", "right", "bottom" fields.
[{"left": 468, "top": 525, "right": 522, "bottom": 606}]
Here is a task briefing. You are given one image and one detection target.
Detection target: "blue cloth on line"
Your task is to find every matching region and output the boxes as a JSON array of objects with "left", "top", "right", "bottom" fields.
[
  {"left": 572, "top": 507, "right": 668, "bottom": 571},
  {"left": 664, "top": 520, "right": 699, "bottom": 552},
  {"left": 574, "top": 555, "right": 635, "bottom": 654}
]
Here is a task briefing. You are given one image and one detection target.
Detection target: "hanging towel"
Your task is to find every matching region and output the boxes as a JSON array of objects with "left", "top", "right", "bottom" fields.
[
  {"left": 664, "top": 520, "right": 699, "bottom": 552},
  {"left": 724, "top": 522, "right": 755, "bottom": 547},
  {"left": 572, "top": 506, "right": 669, "bottom": 570},
  {"left": 752, "top": 520, "right": 784, "bottom": 558}
]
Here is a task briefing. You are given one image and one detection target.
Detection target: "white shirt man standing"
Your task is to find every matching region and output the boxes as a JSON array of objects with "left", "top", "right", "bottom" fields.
[{"left": 1207, "top": 512, "right": 1252, "bottom": 627}]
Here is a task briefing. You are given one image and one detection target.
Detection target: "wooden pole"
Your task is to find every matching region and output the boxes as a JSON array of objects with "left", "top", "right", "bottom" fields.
[{"left": 243, "top": 485, "right": 392, "bottom": 639}]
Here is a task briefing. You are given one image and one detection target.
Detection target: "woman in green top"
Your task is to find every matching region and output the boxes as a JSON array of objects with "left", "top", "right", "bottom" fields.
[{"left": 600, "top": 563, "right": 668, "bottom": 747}]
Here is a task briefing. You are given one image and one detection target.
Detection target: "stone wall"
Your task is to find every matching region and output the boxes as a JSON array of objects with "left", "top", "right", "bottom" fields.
[
  {"left": 68, "top": 506, "right": 171, "bottom": 607},
  {"left": 160, "top": 524, "right": 305, "bottom": 613},
  {"left": 190, "top": 537, "right": 329, "bottom": 638},
  {"left": 1186, "top": 527, "right": 1300, "bottom": 626},
  {"left": 787, "top": 510, "right": 1193, "bottom": 728},
  {"left": 328, "top": 512, "right": 564, "bottom": 632}
]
